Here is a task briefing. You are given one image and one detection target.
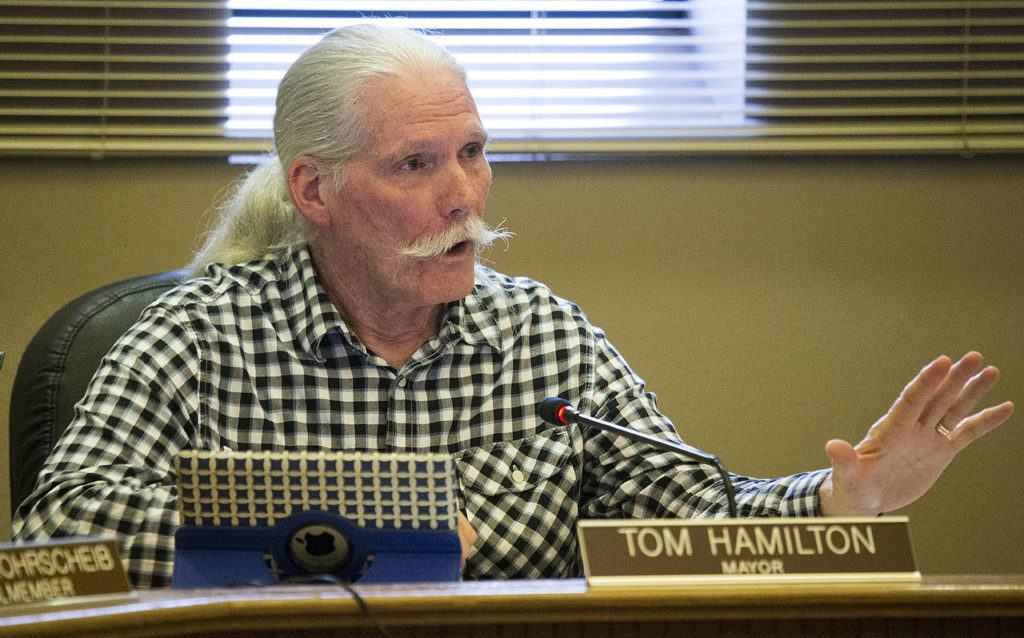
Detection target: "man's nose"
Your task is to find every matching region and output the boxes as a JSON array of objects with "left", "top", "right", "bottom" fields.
[{"left": 439, "top": 163, "right": 481, "bottom": 218}]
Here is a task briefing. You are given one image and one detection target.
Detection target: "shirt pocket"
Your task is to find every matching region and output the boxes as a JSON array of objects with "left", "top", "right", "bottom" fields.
[{"left": 454, "top": 427, "right": 580, "bottom": 580}]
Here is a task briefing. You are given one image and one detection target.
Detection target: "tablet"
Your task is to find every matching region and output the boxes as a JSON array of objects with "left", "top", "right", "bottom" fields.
[{"left": 175, "top": 449, "right": 458, "bottom": 532}]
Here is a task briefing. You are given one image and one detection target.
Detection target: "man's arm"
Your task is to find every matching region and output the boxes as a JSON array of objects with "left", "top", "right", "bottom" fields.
[
  {"left": 577, "top": 334, "right": 828, "bottom": 520},
  {"left": 577, "top": 336, "right": 1012, "bottom": 521},
  {"left": 12, "top": 310, "right": 199, "bottom": 587}
]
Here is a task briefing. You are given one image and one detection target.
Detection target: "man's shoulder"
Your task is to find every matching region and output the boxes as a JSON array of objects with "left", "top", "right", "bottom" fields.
[
  {"left": 145, "top": 257, "right": 289, "bottom": 321},
  {"left": 471, "top": 266, "right": 589, "bottom": 323},
  {"left": 475, "top": 266, "right": 558, "bottom": 303}
]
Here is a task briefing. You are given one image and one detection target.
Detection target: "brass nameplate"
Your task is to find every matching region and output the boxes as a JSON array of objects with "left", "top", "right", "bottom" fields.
[
  {"left": 578, "top": 517, "right": 919, "bottom": 586},
  {"left": 0, "top": 537, "right": 132, "bottom": 609}
]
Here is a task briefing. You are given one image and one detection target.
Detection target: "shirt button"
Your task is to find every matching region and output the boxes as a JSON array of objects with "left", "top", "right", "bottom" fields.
[
  {"left": 396, "top": 377, "right": 407, "bottom": 388},
  {"left": 511, "top": 468, "right": 526, "bottom": 484}
]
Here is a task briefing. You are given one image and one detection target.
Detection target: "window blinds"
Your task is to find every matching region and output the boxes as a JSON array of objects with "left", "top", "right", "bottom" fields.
[
  {"left": 744, "top": 1, "right": 1024, "bottom": 154},
  {"left": 0, "top": 1, "right": 230, "bottom": 156},
  {"left": 0, "top": 1, "right": 1021, "bottom": 157},
  {"left": 223, "top": 1, "right": 749, "bottom": 156}
]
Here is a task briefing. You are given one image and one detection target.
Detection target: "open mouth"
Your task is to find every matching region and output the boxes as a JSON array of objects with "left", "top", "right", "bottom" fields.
[
  {"left": 405, "top": 237, "right": 476, "bottom": 261},
  {"left": 446, "top": 240, "right": 471, "bottom": 255}
]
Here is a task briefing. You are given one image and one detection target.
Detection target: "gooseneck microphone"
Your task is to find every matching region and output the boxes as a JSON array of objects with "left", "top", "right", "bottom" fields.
[{"left": 538, "top": 397, "right": 738, "bottom": 518}]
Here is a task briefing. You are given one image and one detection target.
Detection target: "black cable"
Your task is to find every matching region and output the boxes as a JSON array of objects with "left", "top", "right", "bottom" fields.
[
  {"left": 709, "top": 457, "right": 738, "bottom": 519},
  {"left": 339, "top": 580, "right": 396, "bottom": 638},
  {"left": 282, "top": 574, "right": 396, "bottom": 638}
]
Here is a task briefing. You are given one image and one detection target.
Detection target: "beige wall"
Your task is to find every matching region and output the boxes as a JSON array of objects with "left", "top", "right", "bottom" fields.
[{"left": 1, "top": 155, "right": 1022, "bottom": 575}]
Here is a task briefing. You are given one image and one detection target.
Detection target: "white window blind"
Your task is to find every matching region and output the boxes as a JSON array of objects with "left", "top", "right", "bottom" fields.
[
  {"left": 223, "top": 1, "right": 747, "bottom": 156},
  {"left": 1, "top": 1, "right": 1022, "bottom": 157}
]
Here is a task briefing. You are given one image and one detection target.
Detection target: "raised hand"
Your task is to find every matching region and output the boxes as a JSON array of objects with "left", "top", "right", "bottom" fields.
[{"left": 818, "top": 352, "right": 1014, "bottom": 517}]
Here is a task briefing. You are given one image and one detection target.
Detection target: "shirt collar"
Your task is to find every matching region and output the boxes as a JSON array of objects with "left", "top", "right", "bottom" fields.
[
  {"left": 281, "top": 245, "right": 352, "bottom": 359},
  {"left": 283, "top": 247, "right": 507, "bottom": 358},
  {"left": 449, "top": 264, "right": 510, "bottom": 353}
]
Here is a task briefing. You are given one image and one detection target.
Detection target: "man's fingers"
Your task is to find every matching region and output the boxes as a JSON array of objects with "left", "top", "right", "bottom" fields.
[
  {"left": 917, "top": 352, "right": 984, "bottom": 429},
  {"left": 887, "top": 356, "right": 951, "bottom": 426},
  {"left": 823, "top": 438, "right": 876, "bottom": 516},
  {"left": 825, "top": 438, "right": 857, "bottom": 474},
  {"left": 457, "top": 511, "right": 478, "bottom": 569},
  {"left": 942, "top": 365, "right": 1000, "bottom": 426},
  {"left": 948, "top": 401, "right": 1015, "bottom": 448}
]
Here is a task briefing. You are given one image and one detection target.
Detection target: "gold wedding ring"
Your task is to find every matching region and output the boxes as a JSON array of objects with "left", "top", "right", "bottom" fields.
[{"left": 935, "top": 422, "right": 952, "bottom": 439}]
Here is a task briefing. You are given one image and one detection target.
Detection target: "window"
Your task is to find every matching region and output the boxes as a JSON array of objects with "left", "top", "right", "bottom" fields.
[
  {"left": 1, "top": 1, "right": 1022, "bottom": 157},
  {"left": 224, "top": 1, "right": 747, "bottom": 156},
  {"left": 746, "top": 1, "right": 1024, "bottom": 154},
  {"left": 0, "top": 1, "right": 229, "bottom": 156}
]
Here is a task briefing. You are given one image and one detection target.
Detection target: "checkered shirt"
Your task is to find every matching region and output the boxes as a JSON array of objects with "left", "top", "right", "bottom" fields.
[{"left": 13, "top": 245, "right": 827, "bottom": 587}]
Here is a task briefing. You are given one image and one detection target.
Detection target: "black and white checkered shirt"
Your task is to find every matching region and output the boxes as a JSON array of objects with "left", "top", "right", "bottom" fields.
[{"left": 13, "top": 245, "right": 827, "bottom": 587}]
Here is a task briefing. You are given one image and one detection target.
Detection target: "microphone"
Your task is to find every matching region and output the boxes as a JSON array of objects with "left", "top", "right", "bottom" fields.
[{"left": 538, "top": 397, "right": 738, "bottom": 518}]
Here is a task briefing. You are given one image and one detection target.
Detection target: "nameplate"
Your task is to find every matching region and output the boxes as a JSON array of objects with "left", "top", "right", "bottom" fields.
[
  {"left": 0, "top": 537, "right": 132, "bottom": 611},
  {"left": 578, "top": 517, "right": 919, "bottom": 586}
]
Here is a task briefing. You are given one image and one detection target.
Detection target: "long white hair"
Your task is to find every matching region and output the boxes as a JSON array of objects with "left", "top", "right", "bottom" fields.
[{"left": 188, "top": 24, "right": 467, "bottom": 276}]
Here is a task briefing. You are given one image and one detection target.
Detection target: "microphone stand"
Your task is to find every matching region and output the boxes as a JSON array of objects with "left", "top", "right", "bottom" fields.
[{"left": 539, "top": 398, "right": 738, "bottom": 518}]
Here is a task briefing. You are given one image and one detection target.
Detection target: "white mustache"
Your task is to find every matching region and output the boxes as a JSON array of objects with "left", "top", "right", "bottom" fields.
[{"left": 399, "top": 217, "right": 513, "bottom": 259}]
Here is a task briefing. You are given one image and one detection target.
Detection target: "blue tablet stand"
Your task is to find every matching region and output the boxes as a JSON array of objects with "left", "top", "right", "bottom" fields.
[
  {"left": 172, "top": 510, "right": 461, "bottom": 587},
  {"left": 170, "top": 450, "right": 462, "bottom": 588}
]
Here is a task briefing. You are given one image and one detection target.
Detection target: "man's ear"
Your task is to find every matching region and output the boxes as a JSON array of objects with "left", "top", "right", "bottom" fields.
[{"left": 287, "top": 156, "right": 333, "bottom": 229}]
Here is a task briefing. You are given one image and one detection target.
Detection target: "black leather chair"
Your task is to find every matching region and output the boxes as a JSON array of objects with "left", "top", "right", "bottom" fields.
[{"left": 9, "top": 270, "right": 188, "bottom": 516}]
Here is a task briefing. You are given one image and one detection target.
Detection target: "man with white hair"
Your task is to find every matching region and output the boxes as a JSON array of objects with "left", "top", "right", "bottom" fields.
[{"left": 13, "top": 24, "right": 1014, "bottom": 587}]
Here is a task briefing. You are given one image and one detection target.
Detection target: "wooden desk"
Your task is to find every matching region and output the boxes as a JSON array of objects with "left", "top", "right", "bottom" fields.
[{"left": 2, "top": 575, "right": 1022, "bottom": 637}]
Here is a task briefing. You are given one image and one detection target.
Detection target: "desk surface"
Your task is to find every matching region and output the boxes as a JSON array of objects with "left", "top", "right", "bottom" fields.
[{"left": 2, "top": 574, "right": 1023, "bottom": 637}]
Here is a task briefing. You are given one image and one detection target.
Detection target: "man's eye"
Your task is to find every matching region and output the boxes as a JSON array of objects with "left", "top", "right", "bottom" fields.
[
  {"left": 464, "top": 144, "right": 484, "bottom": 159},
  {"left": 400, "top": 157, "right": 426, "bottom": 171}
]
